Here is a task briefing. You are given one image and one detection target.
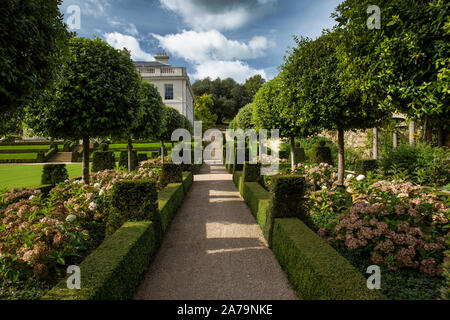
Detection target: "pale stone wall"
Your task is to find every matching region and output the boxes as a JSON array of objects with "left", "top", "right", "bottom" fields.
[{"left": 318, "top": 129, "right": 372, "bottom": 157}]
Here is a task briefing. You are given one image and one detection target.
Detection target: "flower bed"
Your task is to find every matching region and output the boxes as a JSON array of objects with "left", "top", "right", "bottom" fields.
[{"left": 0, "top": 166, "right": 161, "bottom": 300}]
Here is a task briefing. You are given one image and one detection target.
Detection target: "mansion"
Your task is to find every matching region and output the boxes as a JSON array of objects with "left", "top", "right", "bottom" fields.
[{"left": 135, "top": 53, "right": 195, "bottom": 125}]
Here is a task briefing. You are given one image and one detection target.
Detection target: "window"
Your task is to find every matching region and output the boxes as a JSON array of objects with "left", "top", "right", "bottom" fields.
[{"left": 165, "top": 84, "right": 174, "bottom": 100}]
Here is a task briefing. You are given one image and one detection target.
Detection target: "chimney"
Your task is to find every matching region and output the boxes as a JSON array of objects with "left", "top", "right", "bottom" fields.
[{"left": 154, "top": 52, "right": 169, "bottom": 65}]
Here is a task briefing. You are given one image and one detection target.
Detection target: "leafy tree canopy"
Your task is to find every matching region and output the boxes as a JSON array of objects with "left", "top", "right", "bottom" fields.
[
  {"left": 0, "top": 0, "right": 71, "bottom": 121},
  {"left": 194, "top": 94, "right": 217, "bottom": 132},
  {"left": 235, "top": 103, "right": 254, "bottom": 131},
  {"left": 159, "top": 105, "right": 184, "bottom": 142}
]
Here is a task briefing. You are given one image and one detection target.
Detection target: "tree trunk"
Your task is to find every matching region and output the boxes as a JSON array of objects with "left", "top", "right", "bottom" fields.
[
  {"left": 82, "top": 135, "right": 90, "bottom": 185},
  {"left": 393, "top": 128, "right": 398, "bottom": 148},
  {"left": 437, "top": 125, "right": 444, "bottom": 147},
  {"left": 424, "top": 119, "right": 433, "bottom": 145},
  {"left": 372, "top": 127, "right": 378, "bottom": 160},
  {"left": 127, "top": 138, "right": 133, "bottom": 172},
  {"left": 161, "top": 140, "right": 165, "bottom": 165},
  {"left": 337, "top": 128, "right": 345, "bottom": 188},
  {"left": 409, "top": 120, "right": 416, "bottom": 146},
  {"left": 290, "top": 136, "right": 296, "bottom": 172}
]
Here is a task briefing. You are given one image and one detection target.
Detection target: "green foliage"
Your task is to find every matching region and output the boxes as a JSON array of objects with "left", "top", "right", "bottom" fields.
[
  {"left": 244, "top": 74, "right": 266, "bottom": 98},
  {"left": 119, "top": 151, "right": 138, "bottom": 171},
  {"left": 333, "top": 0, "right": 449, "bottom": 129},
  {"left": 271, "top": 218, "right": 384, "bottom": 300},
  {"left": 158, "top": 183, "right": 185, "bottom": 233},
  {"left": 160, "top": 163, "right": 183, "bottom": 186},
  {"left": 441, "top": 235, "right": 450, "bottom": 300},
  {"left": 25, "top": 37, "right": 141, "bottom": 141},
  {"left": 159, "top": 106, "right": 183, "bottom": 142},
  {"left": 41, "top": 164, "right": 68, "bottom": 186},
  {"left": 355, "top": 159, "right": 379, "bottom": 175},
  {"left": 243, "top": 162, "right": 261, "bottom": 183},
  {"left": 380, "top": 143, "right": 450, "bottom": 186},
  {"left": 270, "top": 176, "right": 306, "bottom": 219},
  {"left": 0, "top": 0, "right": 71, "bottom": 129},
  {"left": 235, "top": 103, "right": 254, "bottom": 130},
  {"left": 192, "top": 77, "right": 253, "bottom": 123},
  {"left": 108, "top": 180, "right": 158, "bottom": 237},
  {"left": 42, "top": 221, "right": 158, "bottom": 300},
  {"left": 309, "top": 144, "right": 333, "bottom": 165},
  {"left": 92, "top": 152, "right": 115, "bottom": 172},
  {"left": 137, "top": 153, "right": 148, "bottom": 163},
  {"left": 194, "top": 94, "right": 217, "bottom": 131}
]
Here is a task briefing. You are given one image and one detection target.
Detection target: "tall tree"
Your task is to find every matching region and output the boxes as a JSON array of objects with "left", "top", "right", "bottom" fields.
[
  {"left": 0, "top": 0, "right": 70, "bottom": 130},
  {"left": 122, "top": 81, "right": 164, "bottom": 171},
  {"left": 194, "top": 94, "right": 217, "bottom": 132},
  {"left": 333, "top": 0, "right": 449, "bottom": 146},
  {"left": 245, "top": 75, "right": 266, "bottom": 99},
  {"left": 25, "top": 37, "right": 141, "bottom": 184},
  {"left": 253, "top": 75, "right": 316, "bottom": 171},
  {"left": 284, "top": 33, "right": 387, "bottom": 186},
  {"left": 158, "top": 105, "right": 184, "bottom": 162}
]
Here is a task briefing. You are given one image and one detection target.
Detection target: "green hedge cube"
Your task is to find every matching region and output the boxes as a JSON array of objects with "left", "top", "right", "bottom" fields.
[
  {"left": 92, "top": 151, "right": 115, "bottom": 172},
  {"left": 270, "top": 175, "right": 306, "bottom": 219},
  {"left": 243, "top": 162, "right": 261, "bottom": 182},
  {"left": 41, "top": 164, "right": 69, "bottom": 186}
]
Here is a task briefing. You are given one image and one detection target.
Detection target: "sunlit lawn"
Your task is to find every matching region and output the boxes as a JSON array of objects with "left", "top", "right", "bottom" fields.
[
  {"left": 0, "top": 153, "right": 38, "bottom": 160},
  {"left": 0, "top": 164, "right": 83, "bottom": 190}
]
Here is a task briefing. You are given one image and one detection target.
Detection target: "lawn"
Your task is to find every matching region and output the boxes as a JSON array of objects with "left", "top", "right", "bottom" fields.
[
  {"left": 0, "top": 153, "right": 37, "bottom": 160},
  {"left": 0, "top": 145, "right": 55, "bottom": 151},
  {"left": 0, "top": 164, "right": 83, "bottom": 190},
  {"left": 108, "top": 142, "right": 173, "bottom": 149}
]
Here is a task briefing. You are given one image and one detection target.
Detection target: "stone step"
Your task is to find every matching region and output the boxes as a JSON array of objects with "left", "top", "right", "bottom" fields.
[{"left": 48, "top": 152, "right": 73, "bottom": 163}]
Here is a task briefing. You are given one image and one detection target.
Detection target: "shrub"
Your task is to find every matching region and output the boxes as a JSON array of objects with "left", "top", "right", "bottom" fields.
[
  {"left": 309, "top": 142, "right": 333, "bottom": 165},
  {"left": 243, "top": 162, "right": 261, "bottom": 182},
  {"left": 158, "top": 183, "right": 185, "bottom": 233},
  {"left": 137, "top": 153, "right": 148, "bottom": 163},
  {"left": 36, "top": 151, "right": 45, "bottom": 163},
  {"left": 119, "top": 151, "right": 138, "bottom": 171},
  {"left": 41, "top": 164, "right": 69, "bottom": 186},
  {"left": 270, "top": 175, "right": 306, "bottom": 219},
  {"left": 160, "top": 163, "right": 183, "bottom": 187},
  {"left": 380, "top": 143, "right": 450, "bottom": 186},
  {"left": 42, "top": 221, "right": 158, "bottom": 300},
  {"left": 108, "top": 180, "right": 159, "bottom": 237},
  {"left": 290, "top": 147, "right": 306, "bottom": 163},
  {"left": 306, "top": 189, "right": 350, "bottom": 230},
  {"left": 99, "top": 143, "right": 109, "bottom": 152},
  {"left": 441, "top": 234, "right": 450, "bottom": 300},
  {"left": 71, "top": 151, "right": 81, "bottom": 162},
  {"left": 279, "top": 150, "right": 289, "bottom": 160},
  {"left": 92, "top": 151, "right": 115, "bottom": 172},
  {"left": 356, "top": 159, "right": 378, "bottom": 175},
  {"left": 271, "top": 218, "right": 383, "bottom": 300}
]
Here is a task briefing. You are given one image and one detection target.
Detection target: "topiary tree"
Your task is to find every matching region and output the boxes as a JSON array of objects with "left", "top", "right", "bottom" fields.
[
  {"left": 25, "top": 37, "right": 141, "bottom": 184},
  {"left": 236, "top": 103, "right": 254, "bottom": 131},
  {"left": 157, "top": 105, "right": 184, "bottom": 163},
  {"left": 253, "top": 75, "right": 317, "bottom": 171},
  {"left": 120, "top": 81, "right": 164, "bottom": 171},
  {"left": 332, "top": 0, "right": 449, "bottom": 146},
  {"left": 0, "top": 0, "right": 70, "bottom": 132},
  {"left": 283, "top": 32, "right": 387, "bottom": 187}
]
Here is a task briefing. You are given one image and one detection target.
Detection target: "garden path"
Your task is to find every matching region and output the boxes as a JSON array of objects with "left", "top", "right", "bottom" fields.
[{"left": 133, "top": 164, "right": 297, "bottom": 300}]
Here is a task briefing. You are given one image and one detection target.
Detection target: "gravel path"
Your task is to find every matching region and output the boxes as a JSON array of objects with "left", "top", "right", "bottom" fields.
[{"left": 133, "top": 164, "right": 297, "bottom": 300}]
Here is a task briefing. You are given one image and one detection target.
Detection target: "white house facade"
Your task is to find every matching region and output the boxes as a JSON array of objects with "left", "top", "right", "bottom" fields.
[{"left": 135, "top": 54, "right": 195, "bottom": 125}]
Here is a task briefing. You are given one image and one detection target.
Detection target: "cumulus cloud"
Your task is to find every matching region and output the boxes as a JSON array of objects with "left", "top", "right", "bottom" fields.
[
  {"left": 152, "top": 30, "right": 271, "bottom": 63},
  {"left": 104, "top": 32, "right": 154, "bottom": 61},
  {"left": 192, "top": 60, "right": 266, "bottom": 84},
  {"left": 159, "top": 0, "right": 276, "bottom": 31}
]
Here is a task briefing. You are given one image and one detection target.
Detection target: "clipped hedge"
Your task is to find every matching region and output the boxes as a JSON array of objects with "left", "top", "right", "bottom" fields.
[
  {"left": 242, "top": 182, "right": 271, "bottom": 242},
  {"left": 158, "top": 182, "right": 185, "bottom": 233},
  {"left": 41, "top": 164, "right": 69, "bottom": 186},
  {"left": 309, "top": 144, "right": 333, "bottom": 165},
  {"left": 290, "top": 147, "right": 306, "bottom": 163},
  {"left": 92, "top": 151, "right": 115, "bottom": 172},
  {"left": 182, "top": 172, "right": 194, "bottom": 194},
  {"left": 160, "top": 163, "right": 183, "bottom": 186},
  {"left": 137, "top": 153, "right": 148, "bottom": 162},
  {"left": 71, "top": 151, "right": 81, "bottom": 163},
  {"left": 108, "top": 180, "right": 159, "bottom": 237},
  {"left": 355, "top": 159, "right": 378, "bottom": 175},
  {"left": 272, "top": 218, "right": 384, "bottom": 300},
  {"left": 42, "top": 221, "right": 158, "bottom": 300},
  {"left": 243, "top": 162, "right": 261, "bottom": 183},
  {"left": 119, "top": 150, "right": 138, "bottom": 170},
  {"left": 270, "top": 175, "right": 306, "bottom": 219}
]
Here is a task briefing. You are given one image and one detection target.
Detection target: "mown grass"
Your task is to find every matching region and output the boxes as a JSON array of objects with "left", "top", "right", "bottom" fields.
[
  {"left": 0, "top": 153, "right": 38, "bottom": 160},
  {"left": 0, "top": 164, "right": 83, "bottom": 189}
]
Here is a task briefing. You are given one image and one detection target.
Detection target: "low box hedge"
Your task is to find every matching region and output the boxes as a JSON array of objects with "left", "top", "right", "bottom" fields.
[
  {"left": 92, "top": 151, "right": 115, "bottom": 172},
  {"left": 160, "top": 163, "right": 183, "bottom": 186},
  {"left": 182, "top": 171, "right": 194, "bottom": 194},
  {"left": 119, "top": 150, "right": 138, "bottom": 170},
  {"left": 41, "top": 164, "right": 69, "bottom": 186},
  {"left": 242, "top": 182, "right": 271, "bottom": 242},
  {"left": 233, "top": 171, "right": 243, "bottom": 194},
  {"left": 271, "top": 218, "right": 384, "bottom": 300},
  {"left": 243, "top": 162, "right": 261, "bottom": 182},
  {"left": 158, "top": 182, "right": 185, "bottom": 233},
  {"left": 42, "top": 221, "right": 158, "bottom": 300}
]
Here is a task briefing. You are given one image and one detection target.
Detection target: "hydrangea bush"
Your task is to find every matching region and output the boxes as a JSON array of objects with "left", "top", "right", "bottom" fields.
[{"left": 0, "top": 166, "right": 161, "bottom": 282}]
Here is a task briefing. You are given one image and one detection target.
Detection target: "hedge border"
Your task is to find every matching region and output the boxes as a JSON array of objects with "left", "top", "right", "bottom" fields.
[
  {"left": 42, "top": 221, "right": 158, "bottom": 300},
  {"left": 42, "top": 171, "right": 194, "bottom": 300},
  {"left": 272, "top": 218, "right": 384, "bottom": 300}
]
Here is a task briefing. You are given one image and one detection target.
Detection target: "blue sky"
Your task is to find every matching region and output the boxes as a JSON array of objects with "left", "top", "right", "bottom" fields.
[{"left": 59, "top": 0, "right": 342, "bottom": 83}]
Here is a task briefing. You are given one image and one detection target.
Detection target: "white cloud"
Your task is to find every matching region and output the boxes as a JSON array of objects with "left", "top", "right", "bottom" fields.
[
  {"left": 152, "top": 30, "right": 271, "bottom": 63},
  {"left": 159, "top": 0, "right": 276, "bottom": 31},
  {"left": 124, "top": 23, "right": 139, "bottom": 36},
  {"left": 192, "top": 60, "right": 266, "bottom": 84},
  {"left": 104, "top": 32, "right": 154, "bottom": 61},
  {"left": 82, "top": 0, "right": 111, "bottom": 18}
]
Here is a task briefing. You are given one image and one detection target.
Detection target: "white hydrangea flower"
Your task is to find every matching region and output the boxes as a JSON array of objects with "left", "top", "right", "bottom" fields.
[
  {"left": 99, "top": 189, "right": 105, "bottom": 196},
  {"left": 29, "top": 195, "right": 36, "bottom": 200},
  {"left": 66, "top": 214, "right": 77, "bottom": 223},
  {"left": 346, "top": 174, "right": 354, "bottom": 179},
  {"left": 88, "top": 202, "right": 97, "bottom": 211},
  {"left": 93, "top": 183, "right": 101, "bottom": 189},
  {"left": 356, "top": 175, "right": 366, "bottom": 181},
  {"left": 322, "top": 186, "right": 328, "bottom": 190}
]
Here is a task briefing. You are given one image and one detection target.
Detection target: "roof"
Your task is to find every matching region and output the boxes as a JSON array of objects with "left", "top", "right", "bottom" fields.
[{"left": 134, "top": 61, "right": 170, "bottom": 67}]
